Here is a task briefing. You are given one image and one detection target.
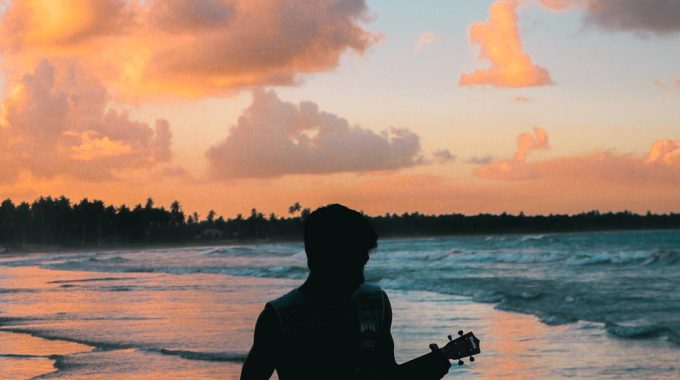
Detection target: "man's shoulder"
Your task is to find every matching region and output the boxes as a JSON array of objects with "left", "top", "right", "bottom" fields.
[
  {"left": 267, "top": 288, "right": 305, "bottom": 311},
  {"left": 355, "top": 282, "right": 388, "bottom": 300},
  {"left": 357, "top": 282, "right": 385, "bottom": 294}
]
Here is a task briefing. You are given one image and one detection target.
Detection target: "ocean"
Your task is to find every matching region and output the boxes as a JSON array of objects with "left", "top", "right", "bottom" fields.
[{"left": 0, "top": 229, "right": 679, "bottom": 379}]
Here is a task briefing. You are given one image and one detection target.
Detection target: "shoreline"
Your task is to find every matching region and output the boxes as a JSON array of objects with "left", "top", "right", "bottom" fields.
[
  {"left": 1, "top": 273, "right": 678, "bottom": 379},
  {"left": 3, "top": 226, "right": 680, "bottom": 256}
]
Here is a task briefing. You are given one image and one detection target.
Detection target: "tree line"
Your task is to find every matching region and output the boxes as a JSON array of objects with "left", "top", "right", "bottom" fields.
[{"left": 0, "top": 196, "right": 679, "bottom": 249}]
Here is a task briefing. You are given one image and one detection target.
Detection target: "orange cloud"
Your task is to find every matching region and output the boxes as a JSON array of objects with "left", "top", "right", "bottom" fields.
[
  {"left": 0, "top": 0, "right": 130, "bottom": 48},
  {"left": 473, "top": 128, "right": 548, "bottom": 180},
  {"left": 536, "top": 0, "right": 573, "bottom": 11},
  {"left": 475, "top": 129, "right": 680, "bottom": 184},
  {"left": 0, "top": 60, "right": 173, "bottom": 182},
  {"left": 206, "top": 90, "right": 424, "bottom": 179},
  {"left": 459, "top": 0, "right": 552, "bottom": 88},
  {"left": 515, "top": 127, "right": 549, "bottom": 160},
  {"left": 473, "top": 127, "right": 548, "bottom": 180},
  {"left": 0, "top": 0, "right": 378, "bottom": 99},
  {"left": 646, "top": 140, "right": 680, "bottom": 166}
]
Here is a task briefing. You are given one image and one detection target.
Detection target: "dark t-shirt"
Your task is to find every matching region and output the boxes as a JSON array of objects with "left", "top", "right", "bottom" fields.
[{"left": 240, "top": 287, "right": 451, "bottom": 380}]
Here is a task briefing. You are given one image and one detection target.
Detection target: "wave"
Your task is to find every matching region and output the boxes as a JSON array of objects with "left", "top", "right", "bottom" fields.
[
  {"left": 1, "top": 327, "right": 248, "bottom": 365},
  {"left": 202, "top": 246, "right": 259, "bottom": 256},
  {"left": 0, "top": 288, "right": 38, "bottom": 293},
  {"left": 606, "top": 320, "right": 680, "bottom": 344},
  {"left": 437, "top": 249, "right": 680, "bottom": 267},
  {"left": 202, "top": 244, "right": 302, "bottom": 258},
  {"left": 565, "top": 250, "right": 680, "bottom": 267},
  {"left": 154, "top": 348, "right": 246, "bottom": 362},
  {"left": 49, "top": 277, "right": 135, "bottom": 284},
  {"left": 519, "top": 234, "right": 547, "bottom": 242}
]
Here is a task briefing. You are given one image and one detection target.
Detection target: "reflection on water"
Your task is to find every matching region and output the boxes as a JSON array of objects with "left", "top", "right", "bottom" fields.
[
  {"left": 387, "top": 290, "right": 678, "bottom": 379},
  {"left": 0, "top": 239, "right": 679, "bottom": 379},
  {"left": 0, "top": 266, "right": 292, "bottom": 379},
  {"left": 0, "top": 356, "right": 56, "bottom": 380}
]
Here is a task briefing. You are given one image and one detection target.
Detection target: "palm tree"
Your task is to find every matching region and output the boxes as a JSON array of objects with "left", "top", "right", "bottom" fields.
[
  {"left": 288, "top": 202, "right": 302, "bottom": 217},
  {"left": 170, "top": 200, "right": 185, "bottom": 225}
]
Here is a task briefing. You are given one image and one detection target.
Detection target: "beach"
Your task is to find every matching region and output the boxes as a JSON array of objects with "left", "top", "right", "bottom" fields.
[{"left": 1, "top": 230, "right": 678, "bottom": 379}]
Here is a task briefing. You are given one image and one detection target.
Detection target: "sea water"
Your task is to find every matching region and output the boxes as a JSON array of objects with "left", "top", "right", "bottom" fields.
[{"left": 0, "top": 229, "right": 678, "bottom": 378}]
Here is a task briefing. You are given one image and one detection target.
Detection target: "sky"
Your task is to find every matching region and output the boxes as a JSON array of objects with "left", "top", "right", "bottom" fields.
[{"left": 0, "top": 0, "right": 679, "bottom": 217}]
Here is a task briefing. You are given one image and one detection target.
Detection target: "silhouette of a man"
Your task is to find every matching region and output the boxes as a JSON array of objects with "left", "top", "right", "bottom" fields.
[{"left": 241, "top": 204, "right": 451, "bottom": 380}]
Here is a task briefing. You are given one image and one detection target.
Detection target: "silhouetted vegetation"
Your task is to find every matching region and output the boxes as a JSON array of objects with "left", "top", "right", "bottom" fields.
[{"left": 0, "top": 196, "right": 679, "bottom": 250}]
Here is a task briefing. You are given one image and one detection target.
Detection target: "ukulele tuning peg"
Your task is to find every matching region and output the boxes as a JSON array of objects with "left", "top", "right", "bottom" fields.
[
  {"left": 458, "top": 330, "right": 464, "bottom": 336},
  {"left": 469, "top": 356, "right": 475, "bottom": 362},
  {"left": 447, "top": 335, "right": 452, "bottom": 341},
  {"left": 458, "top": 360, "right": 464, "bottom": 366}
]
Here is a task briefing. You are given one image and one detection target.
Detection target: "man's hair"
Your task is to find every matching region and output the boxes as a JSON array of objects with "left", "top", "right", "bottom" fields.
[{"left": 304, "top": 204, "right": 377, "bottom": 270}]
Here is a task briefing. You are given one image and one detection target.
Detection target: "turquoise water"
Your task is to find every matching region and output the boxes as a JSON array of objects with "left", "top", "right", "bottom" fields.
[{"left": 0, "top": 229, "right": 678, "bottom": 378}]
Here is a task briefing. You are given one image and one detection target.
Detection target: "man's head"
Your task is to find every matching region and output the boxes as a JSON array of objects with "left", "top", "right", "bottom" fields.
[{"left": 304, "top": 204, "right": 377, "bottom": 291}]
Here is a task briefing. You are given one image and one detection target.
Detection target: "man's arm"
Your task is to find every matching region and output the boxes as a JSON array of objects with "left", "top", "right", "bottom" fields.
[
  {"left": 240, "top": 305, "right": 280, "bottom": 380},
  {"left": 378, "top": 292, "right": 451, "bottom": 380}
]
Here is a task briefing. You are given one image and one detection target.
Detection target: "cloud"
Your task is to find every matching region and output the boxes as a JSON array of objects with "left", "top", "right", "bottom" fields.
[
  {"left": 466, "top": 155, "right": 496, "bottom": 164},
  {"left": 459, "top": 0, "right": 552, "bottom": 88},
  {"left": 206, "top": 90, "right": 424, "bottom": 179},
  {"left": 0, "top": 0, "right": 130, "bottom": 47},
  {"left": 149, "top": 0, "right": 235, "bottom": 33},
  {"left": 536, "top": 0, "right": 573, "bottom": 11},
  {"left": 536, "top": 0, "right": 680, "bottom": 35},
  {"left": 0, "top": 60, "right": 173, "bottom": 182},
  {"left": 513, "top": 95, "right": 531, "bottom": 102},
  {"left": 432, "top": 149, "right": 456, "bottom": 164},
  {"left": 475, "top": 128, "right": 680, "bottom": 184},
  {"left": 475, "top": 159, "right": 537, "bottom": 180},
  {"left": 474, "top": 127, "right": 549, "bottom": 180},
  {"left": 414, "top": 31, "right": 437, "bottom": 51},
  {"left": 646, "top": 140, "right": 680, "bottom": 166},
  {"left": 0, "top": 0, "right": 379, "bottom": 99},
  {"left": 515, "top": 127, "right": 549, "bottom": 160},
  {"left": 583, "top": 0, "right": 680, "bottom": 35}
]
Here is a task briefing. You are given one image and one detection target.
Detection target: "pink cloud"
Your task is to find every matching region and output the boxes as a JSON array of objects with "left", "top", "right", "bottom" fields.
[
  {"left": 206, "top": 90, "right": 424, "bottom": 179},
  {"left": 459, "top": 0, "right": 552, "bottom": 88},
  {"left": 0, "top": 0, "right": 379, "bottom": 99},
  {"left": 536, "top": 0, "right": 573, "bottom": 11},
  {"left": 515, "top": 127, "right": 549, "bottom": 160},
  {"left": 646, "top": 140, "right": 680, "bottom": 166},
  {"left": 0, "top": 60, "right": 173, "bottom": 182},
  {"left": 473, "top": 128, "right": 548, "bottom": 180},
  {"left": 475, "top": 129, "right": 680, "bottom": 185}
]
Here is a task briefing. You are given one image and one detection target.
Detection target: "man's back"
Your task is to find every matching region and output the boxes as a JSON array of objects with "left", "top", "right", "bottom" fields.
[
  {"left": 240, "top": 282, "right": 450, "bottom": 380},
  {"left": 265, "top": 283, "right": 386, "bottom": 379}
]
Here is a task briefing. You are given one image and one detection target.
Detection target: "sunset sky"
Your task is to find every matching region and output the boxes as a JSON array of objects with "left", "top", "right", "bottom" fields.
[{"left": 1, "top": 0, "right": 679, "bottom": 217}]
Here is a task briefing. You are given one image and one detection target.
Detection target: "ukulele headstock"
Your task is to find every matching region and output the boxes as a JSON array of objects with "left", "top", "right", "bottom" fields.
[{"left": 438, "top": 330, "right": 481, "bottom": 366}]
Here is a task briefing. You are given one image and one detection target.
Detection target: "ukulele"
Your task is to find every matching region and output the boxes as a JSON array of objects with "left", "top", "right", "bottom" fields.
[{"left": 430, "top": 330, "right": 481, "bottom": 366}]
